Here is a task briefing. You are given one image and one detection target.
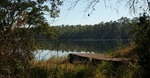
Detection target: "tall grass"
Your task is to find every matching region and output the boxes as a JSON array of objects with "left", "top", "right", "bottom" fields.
[
  {"left": 29, "top": 57, "right": 106, "bottom": 78},
  {"left": 29, "top": 52, "right": 142, "bottom": 78}
]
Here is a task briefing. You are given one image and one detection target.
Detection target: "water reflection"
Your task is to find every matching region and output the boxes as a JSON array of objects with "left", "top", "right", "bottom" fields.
[
  {"left": 34, "top": 39, "right": 130, "bottom": 60},
  {"left": 34, "top": 50, "right": 94, "bottom": 60}
]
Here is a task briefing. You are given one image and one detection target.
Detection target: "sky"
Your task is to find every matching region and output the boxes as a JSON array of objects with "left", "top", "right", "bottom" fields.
[{"left": 46, "top": 0, "right": 139, "bottom": 26}]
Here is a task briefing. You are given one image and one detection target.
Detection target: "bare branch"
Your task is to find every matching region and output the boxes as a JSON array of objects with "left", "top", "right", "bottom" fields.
[
  {"left": 65, "top": 0, "right": 150, "bottom": 16},
  {"left": 67, "top": 0, "right": 81, "bottom": 10}
]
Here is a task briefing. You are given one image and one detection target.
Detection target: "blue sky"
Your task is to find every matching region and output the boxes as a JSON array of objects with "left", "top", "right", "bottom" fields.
[{"left": 47, "top": 0, "right": 138, "bottom": 26}]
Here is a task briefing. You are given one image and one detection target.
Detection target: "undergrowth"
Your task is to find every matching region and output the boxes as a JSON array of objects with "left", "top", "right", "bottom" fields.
[{"left": 29, "top": 51, "right": 142, "bottom": 78}]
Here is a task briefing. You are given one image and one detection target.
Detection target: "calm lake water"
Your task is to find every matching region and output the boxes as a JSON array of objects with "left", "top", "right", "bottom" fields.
[{"left": 34, "top": 39, "right": 131, "bottom": 60}]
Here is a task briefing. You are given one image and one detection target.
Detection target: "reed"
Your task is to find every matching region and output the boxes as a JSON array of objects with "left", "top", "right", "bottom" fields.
[{"left": 29, "top": 51, "right": 142, "bottom": 78}]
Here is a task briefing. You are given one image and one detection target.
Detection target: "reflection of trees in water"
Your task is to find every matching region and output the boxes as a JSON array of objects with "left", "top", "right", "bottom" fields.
[{"left": 36, "top": 40, "right": 129, "bottom": 53}]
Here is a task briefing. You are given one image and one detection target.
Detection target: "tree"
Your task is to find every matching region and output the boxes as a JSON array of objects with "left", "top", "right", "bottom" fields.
[
  {"left": 0, "top": 0, "right": 62, "bottom": 31},
  {"left": 54, "top": 17, "right": 133, "bottom": 40},
  {"left": 0, "top": 0, "right": 62, "bottom": 77},
  {"left": 132, "top": 13, "right": 150, "bottom": 77}
]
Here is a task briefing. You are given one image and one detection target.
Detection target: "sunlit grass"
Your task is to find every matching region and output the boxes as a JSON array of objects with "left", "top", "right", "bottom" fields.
[
  {"left": 29, "top": 46, "right": 142, "bottom": 78},
  {"left": 29, "top": 57, "right": 106, "bottom": 78},
  {"left": 103, "top": 42, "right": 137, "bottom": 58},
  {"left": 26, "top": 42, "right": 144, "bottom": 78}
]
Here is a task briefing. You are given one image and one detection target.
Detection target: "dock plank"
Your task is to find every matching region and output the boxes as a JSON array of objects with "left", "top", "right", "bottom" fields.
[{"left": 68, "top": 53, "right": 128, "bottom": 63}]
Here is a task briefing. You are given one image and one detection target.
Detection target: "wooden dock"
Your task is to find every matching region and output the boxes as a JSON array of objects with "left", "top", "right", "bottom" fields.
[{"left": 68, "top": 53, "right": 128, "bottom": 64}]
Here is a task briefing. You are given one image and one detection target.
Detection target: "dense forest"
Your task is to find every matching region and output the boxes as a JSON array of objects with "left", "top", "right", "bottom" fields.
[{"left": 53, "top": 17, "right": 138, "bottom": 40}]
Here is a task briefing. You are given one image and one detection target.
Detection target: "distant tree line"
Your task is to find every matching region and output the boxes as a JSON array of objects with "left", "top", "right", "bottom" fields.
[{"left": 54, "top": 17, "right": 138, "bottom": 40}]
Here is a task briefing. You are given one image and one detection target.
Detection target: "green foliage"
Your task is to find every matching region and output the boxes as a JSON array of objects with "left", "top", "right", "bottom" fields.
[
  {"left": 55, "top": 17, "right": 133, "bottom": 40},
  {"left": 133, "top": 13, "right": 150, "bottom": 49},
  {"left": 33, "top": 24, "right": 58, "bottom": 40},
  {"left": 0, "top": 0, "right": 62, "bottom": 77},
  {"left": 0, "top": 0, "right": 62, "bottom": 31},
  {"left": 132, "top": 13, "right": 150, "bottom": 77},
  {"left": 0, "top": 30, "right": 35, "bottom": 77}
]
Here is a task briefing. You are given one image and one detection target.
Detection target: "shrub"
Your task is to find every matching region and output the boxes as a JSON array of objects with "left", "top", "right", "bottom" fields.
[{"left": 132, "top": 13, "right": 150, "bottom": 77}]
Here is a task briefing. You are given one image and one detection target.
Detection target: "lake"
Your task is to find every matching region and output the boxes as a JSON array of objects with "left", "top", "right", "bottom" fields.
[{"left": 34, "top": 39, "right": 131, "bottom": 60}]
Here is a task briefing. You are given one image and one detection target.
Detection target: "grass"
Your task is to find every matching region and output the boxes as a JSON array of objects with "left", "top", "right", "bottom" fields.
[
  {"left": 104, "top": 42, "right": 138, "bottom": 59},
  {"left": 29, "top": 57, "right": 106, "bottom": 78},
  {"left": 28, "top": 45, "right": 143, "bottom": 78}
]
